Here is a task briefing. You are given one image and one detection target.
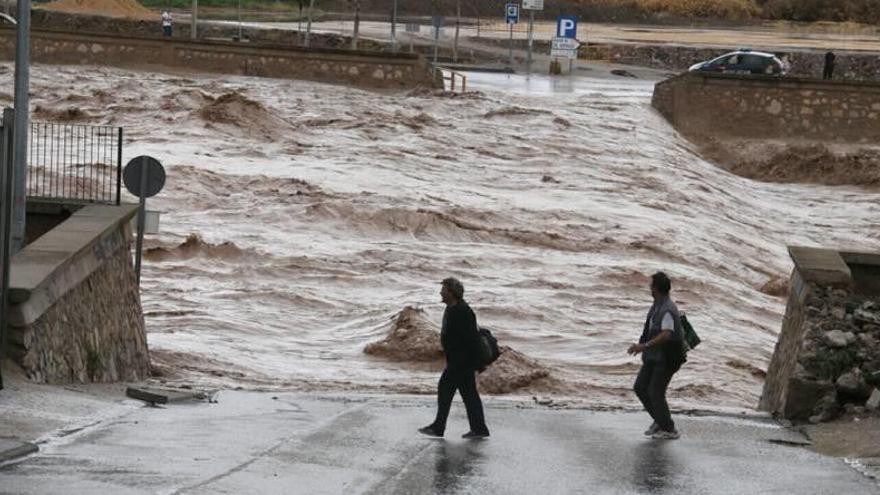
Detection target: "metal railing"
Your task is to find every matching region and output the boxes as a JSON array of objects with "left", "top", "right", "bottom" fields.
[
  {"left": 27, "top": 122, "right": 123, "bottom": 205},
  {"left": 436, "top": 67, "right": 467, "bottom": 92}
]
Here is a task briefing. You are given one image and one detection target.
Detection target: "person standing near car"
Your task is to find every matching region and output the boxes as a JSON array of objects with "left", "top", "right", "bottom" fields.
[
  {"left": 823, "top": 51, "right": 836, "bottom": 80},
  {"left": 419, "top": 277, "right": 490, "bottom": 439},
  {"left": 628, "top": 272, "right": 685, "bottom": 440}
]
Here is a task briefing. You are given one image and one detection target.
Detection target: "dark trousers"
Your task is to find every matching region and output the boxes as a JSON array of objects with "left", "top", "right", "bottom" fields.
[
  {"left": 431, "top": 367, "right": 489, "bottom": 435},
  {"left": 163, "top": 26, "right": 172, "bottom": 37},
  {"left": 823, "top": 65, "right": 834, "bottom": 80},
  {"left": 634, "top": 358, "right": 679, "bottom": 432}
]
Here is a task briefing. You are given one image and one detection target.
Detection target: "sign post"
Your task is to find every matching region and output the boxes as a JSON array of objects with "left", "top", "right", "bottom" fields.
[
  {"left": 505, "top": 3, "right": 519, "bottom": 67},
  {"left": 405, "top": 22, "right": 419, "bottom": 53},
  {"left": 521, "top": 0, "right": 543, "bottom": 73},
  {"left": 552, "top": 15, "right": 579, "bottom": 74},
  {"left": 432, "top": 15, "right": 443, "bottom": 64},
  {"left": 123, "top": 156, "right": 166, "bottom": 285}
]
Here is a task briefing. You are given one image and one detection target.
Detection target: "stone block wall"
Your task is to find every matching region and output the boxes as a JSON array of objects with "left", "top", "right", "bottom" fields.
[
  {"left": 7, "top": 204, "right": 150, "bottom": 384},
  {"left": 0, "top": 27, "right": 436, "bottom": 90},
  {"left": 652, "top": 72, "right": 880, "bottom": 143},
  {"left": 760, "top": 247, "right": 880, "bottom": 422},
  {"left": 8, "top": 228, "right": 149, "bottom": 383}
]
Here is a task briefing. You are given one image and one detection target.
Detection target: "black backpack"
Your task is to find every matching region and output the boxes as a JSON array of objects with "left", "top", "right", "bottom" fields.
[{"left": 476, "top": 326, "right": 501, "bottom": 368}]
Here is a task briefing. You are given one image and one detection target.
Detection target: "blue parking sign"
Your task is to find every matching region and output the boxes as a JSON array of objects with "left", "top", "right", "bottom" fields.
[
  {"left": 506, "top": 3, "right": 519, "bottom": 24},
  {"left": 556, "top": 15, "right": 577, "bottom": 39}
]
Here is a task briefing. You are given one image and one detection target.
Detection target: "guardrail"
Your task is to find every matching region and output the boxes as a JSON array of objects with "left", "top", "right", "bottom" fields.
[{"left": 27, "top": 122, "right": 123, "bottom": 205}]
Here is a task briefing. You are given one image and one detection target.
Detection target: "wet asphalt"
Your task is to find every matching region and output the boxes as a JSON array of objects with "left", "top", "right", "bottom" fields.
[{"left": 0, "top": 392, "right": 876, "bottom": 494}]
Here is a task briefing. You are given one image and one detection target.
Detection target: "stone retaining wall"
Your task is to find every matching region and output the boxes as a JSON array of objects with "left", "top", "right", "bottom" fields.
[
  {"left": 7, "top": 205, "right": 150, "bottom": 384},
  {"left": 0, "top": 27, "right": 435, "bottom": 90},
  {"left": 651, "top": 72, "right": 880, "bottom": 143},
  {"left": 760, "top": 247, "right": 880, "bottom": 422}
]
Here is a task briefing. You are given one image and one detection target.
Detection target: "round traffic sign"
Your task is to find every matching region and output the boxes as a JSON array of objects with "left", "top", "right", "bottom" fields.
[{"left": 123, "top": 156, "right": 166, "bottom": 199}]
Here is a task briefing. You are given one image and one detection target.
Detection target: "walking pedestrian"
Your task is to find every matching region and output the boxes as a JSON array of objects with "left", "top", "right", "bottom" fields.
[
  {"left": 628, "top": 272, "right": 685, "bottom": 440},
  {"left": 823, "top": 51, "right": 836, "bottom": 80},
  {"left": 419, "top": 277, "right": 490, "bottom": 439},
  {"left": 162, "top": 10, "right": 173, "bottom": 37}
]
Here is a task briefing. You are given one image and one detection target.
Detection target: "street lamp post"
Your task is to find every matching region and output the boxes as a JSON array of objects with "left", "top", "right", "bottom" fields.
[
  {"left": 237, "top": 0, "right": 242, "bottom": 41},
  {"left": 390, "top": 0, "right": 397, "bottom": 52},
  {"left": 352, "top": 0, "right": 360, "bottom": 50},
  {"left": 191, "top": 0, "right": 198, "bottom": 40},
  {"left": 305, "top": 0, "right": 315, "bottom": 47},
  {"left": 11, "top": 0, "right": 29, "bottom": 254},
  {"left": 453, "top": 0, "right": 460, "bottom": 63}
]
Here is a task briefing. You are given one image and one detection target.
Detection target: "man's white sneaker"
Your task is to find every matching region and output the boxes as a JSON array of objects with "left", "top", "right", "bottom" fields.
[
  {"left": 644, "top": 422, "right": 660, "bottom": 436},
  {"left": 651, "top": 429, "right": 680, "bottom": 440}
]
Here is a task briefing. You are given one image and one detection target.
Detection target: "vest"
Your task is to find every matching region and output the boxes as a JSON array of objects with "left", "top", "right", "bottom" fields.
[{"left": 640, "top": 297, "right": 683, "bottom": 362}]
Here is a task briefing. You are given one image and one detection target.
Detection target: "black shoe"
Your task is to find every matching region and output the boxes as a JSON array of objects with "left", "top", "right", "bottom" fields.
[
  {"left": 462, "top": 430, "right": 490, "bottom": 439},
  {"left": 418, "top": 426, "right": 443, "bottom": 437}
]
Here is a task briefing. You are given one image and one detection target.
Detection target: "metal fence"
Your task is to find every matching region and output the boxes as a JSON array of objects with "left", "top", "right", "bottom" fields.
[{"left": 27, "top": 122, "right": 123, "bottom": 205}]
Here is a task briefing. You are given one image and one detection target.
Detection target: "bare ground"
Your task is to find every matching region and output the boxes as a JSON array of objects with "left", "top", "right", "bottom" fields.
[{"left": 696, "top": 138, "right": 880, "bottom": 188}]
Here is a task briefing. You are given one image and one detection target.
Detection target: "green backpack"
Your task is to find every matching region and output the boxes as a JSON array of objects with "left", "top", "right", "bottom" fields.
[{"left": 667, "top": 313, "right": 700, "bottom": 366}]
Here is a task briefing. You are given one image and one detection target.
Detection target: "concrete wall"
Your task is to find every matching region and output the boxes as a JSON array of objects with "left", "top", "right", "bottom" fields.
[
  {"left": 760, "top": 247, "right": 880, "bottom": 421},
  {"left": 0, "top": 27, "right": 436, "bottom": 90},
  {"left": 6, "top": 204, "right": 150, "bottom": 384},
  {"left": 652, "top": 72, "right": 880, "bottom": 143}
]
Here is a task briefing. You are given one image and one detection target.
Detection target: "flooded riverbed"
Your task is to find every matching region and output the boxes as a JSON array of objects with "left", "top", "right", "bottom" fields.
[{"left": 10, "top": 63, "right": 880, "bottom": 410}]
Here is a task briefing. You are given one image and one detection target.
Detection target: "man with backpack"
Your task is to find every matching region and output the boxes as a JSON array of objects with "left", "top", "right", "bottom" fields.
[
  {"left": 628, "top": 272, "right": 685, "bottom": 440},
  {"left": 419, "top": 277, "right": 491, "bottom": 439}
]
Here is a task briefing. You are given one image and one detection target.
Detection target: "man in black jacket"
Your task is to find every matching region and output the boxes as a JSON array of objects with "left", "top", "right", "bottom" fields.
[{"left": 419, "top": 277, "right": 490, "bottom": 439}]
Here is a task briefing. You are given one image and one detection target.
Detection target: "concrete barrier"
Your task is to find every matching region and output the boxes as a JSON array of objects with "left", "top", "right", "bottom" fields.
[
  {"left": 652, "top": 72, "right": 880, "bottom": 144},
  {"left": 0, "top": 27, "right": 436, "bottom": 90}
]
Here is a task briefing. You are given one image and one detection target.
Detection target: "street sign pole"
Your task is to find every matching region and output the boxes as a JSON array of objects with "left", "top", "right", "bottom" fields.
[
  {"left": 526, "top": 9, "right": 534, "bottom": 73},
  {"left": 134, "top": 156, "right": 149, "bottom": 285},
  {"left": 505, "top": 3, "right": 518, "bottom": 68},
  {"left": 123, "top": 156, "right": 166, "bottom": 286},
  {"left": 509, "top": 21, "right": 513, "bottom": 66}
]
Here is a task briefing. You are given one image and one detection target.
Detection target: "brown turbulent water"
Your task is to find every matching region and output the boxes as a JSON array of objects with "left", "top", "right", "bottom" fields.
[{"left": 9, "top": 64, "right": 880, "bottom": 411}]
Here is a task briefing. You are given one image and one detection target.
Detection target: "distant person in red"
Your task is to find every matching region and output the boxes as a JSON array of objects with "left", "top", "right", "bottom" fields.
[
  {"left": 162, "top": 10, "right": 173, "bottom": 37},
  {"left": 628, "top": 272, "right": 684, "bottom": 440},
  {"left": 419, "top": 277, "right": 490, "bottom": 439},
  {"left": 823, "top": 51, "right": 836, "bottom": 80}
]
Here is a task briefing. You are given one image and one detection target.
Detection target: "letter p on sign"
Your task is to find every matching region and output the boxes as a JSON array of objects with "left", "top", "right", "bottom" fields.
[{"left": 556, "top": 15, "right": 577, "bottom": 39}]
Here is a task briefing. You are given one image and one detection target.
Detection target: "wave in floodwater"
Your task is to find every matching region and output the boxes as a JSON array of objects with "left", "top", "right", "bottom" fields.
[{"left": 10, "top": 63, "right": 880, "bottom": 411}]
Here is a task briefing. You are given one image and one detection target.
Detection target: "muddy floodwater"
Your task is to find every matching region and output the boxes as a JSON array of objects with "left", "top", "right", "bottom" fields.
[{"left": 9, "top": 63, "right": 880, "bottom": 411}]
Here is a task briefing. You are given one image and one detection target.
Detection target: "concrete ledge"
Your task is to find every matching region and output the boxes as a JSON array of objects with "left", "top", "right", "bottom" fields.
[
  {"left": 0, "top": 438, "right": 38, "bottom": 463},
  {"left": 0, "top": 26, "right": 436, "bottom": 90},
  {"left": 788, "top": 246, "right": 853, "bottom": 288},
  {"left": 8, "top": 204, "right": 139, "bottom": 325}
]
